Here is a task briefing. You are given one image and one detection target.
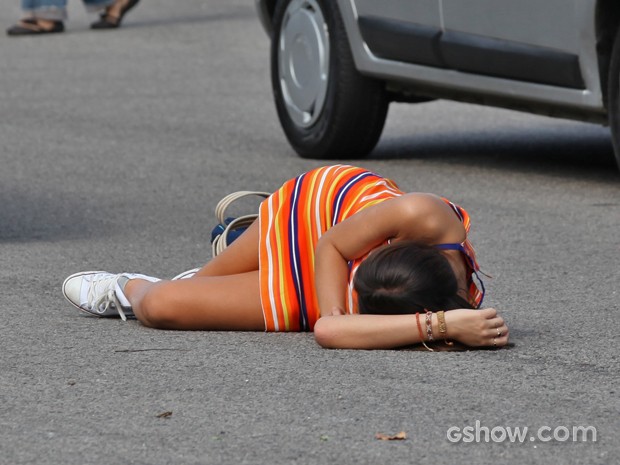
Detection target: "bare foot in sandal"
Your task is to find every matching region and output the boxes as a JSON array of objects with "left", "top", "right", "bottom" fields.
[
  {"left": 7, "top": 18, "right": 64, "bottom": 36},
  {"left": 90, "top": 0, "right": 140, "bottom": 29}
]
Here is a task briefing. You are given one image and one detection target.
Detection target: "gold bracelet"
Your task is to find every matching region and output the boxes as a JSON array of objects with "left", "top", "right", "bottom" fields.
[
  {"left": 437, "top": 311, "right": 447, "bottom": 334},
  {"left": 436, "top": 310, "right": 454, "bottom": 346}
]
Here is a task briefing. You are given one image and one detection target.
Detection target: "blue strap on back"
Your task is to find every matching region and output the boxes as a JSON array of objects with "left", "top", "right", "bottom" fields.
[
  {"left": 434, "top": 243, "right": 486, "bottom": 305},
  {"left": 434, "top": 243, "right": 465, "bottom": 252}
]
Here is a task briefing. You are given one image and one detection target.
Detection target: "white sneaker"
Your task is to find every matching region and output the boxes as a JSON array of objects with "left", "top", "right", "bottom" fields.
[
  {"left": 62, "top": 271, "right": 159, "bottom": 321},
  {"left": 171, "top": 268, "right": 200, "bottom": 280}
]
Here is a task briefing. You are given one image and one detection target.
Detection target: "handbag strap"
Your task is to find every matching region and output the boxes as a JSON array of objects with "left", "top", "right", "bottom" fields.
[{"left": 211, "top": 191, "right": 271, "bottom": 256}]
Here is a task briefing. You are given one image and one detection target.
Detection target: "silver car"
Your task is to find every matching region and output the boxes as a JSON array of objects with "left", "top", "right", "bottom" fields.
[{"left": 256, "top": 0, "right": 620, "bottom": 167}]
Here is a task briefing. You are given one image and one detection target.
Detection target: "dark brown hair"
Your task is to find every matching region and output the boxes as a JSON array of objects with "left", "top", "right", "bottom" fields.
[{"left": 354, "top": 241, "right": 473, "bottom": 314}]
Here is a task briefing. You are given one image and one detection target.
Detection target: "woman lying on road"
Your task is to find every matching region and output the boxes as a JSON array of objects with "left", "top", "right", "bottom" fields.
[{"left": 62, "top": 165, "right": 509, "bottom": 350}]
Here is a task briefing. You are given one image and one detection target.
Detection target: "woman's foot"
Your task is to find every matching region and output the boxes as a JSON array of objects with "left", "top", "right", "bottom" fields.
[
  {"left": 62, "top": 271, "right": 160, "bottom": 321},
  {"left": 91, "top": 0, "right": 140, "bottom": 29},
  {"left": 7, "top": 18, "right": 64, "bottom": 36}
]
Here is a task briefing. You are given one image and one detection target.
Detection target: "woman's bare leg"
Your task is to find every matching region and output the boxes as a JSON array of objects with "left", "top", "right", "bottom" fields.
[
  {"left": 119, "top": 219, "right": 265, "bottom": 331},
  {"left": 192, "top": 219, "right": 261, "bottom": 277},
  {"left": 125, "top": 271, "right": 264, "bottom": 331}
]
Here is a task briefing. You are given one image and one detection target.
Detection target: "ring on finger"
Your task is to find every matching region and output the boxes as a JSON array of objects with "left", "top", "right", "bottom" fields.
[
  {"left": 492, "top": 338, "right": 497, "bottom": 347},
  {"left": 496, "top": 329, "right": 502, "bottom": 337}
]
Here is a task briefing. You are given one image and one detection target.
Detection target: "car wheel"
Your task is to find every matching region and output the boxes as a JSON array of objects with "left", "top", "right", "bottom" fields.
[
  {"left": 271, "top": 0, "right": 389, "bottom": 159},
  {"left": 607, "top": 29, "right": 620, "bottom": 169}
]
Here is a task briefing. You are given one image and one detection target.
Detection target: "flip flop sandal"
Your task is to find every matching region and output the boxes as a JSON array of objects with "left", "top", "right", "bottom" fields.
[
  {"left": 7, "top": 19, "right": 64, "bottom": 36},
  {"left": 90, "top": 0, "right": 140, "bottom": 29}
]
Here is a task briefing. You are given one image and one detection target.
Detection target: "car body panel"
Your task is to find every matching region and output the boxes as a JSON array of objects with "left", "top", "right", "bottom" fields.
[
  {"left": 256, "top": 0, "right": 607, "bottom": 122},
  {"left": 354, "top": 0, "right": 441, "bottom": 27},
  {"left": 441, "top": 0, "right": 580, "bottom": 52}
]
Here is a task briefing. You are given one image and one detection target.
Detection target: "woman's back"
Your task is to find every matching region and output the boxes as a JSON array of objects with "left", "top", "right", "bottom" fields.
[{"left": 258, "top": 165, "right": 403, "bottom": 332}]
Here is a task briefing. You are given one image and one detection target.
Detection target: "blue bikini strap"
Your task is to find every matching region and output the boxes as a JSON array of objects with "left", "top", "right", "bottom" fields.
[
  {"left": 434, "top": 243, "right": 466, "bottom": 252},
  {"left": 434, "top": 243, "right": 486, "bottom": 305}
]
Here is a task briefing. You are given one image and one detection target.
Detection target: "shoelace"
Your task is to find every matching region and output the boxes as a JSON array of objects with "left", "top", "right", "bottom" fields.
[{"left": 87, "top": 274, "right": 129, "bottom": 321}]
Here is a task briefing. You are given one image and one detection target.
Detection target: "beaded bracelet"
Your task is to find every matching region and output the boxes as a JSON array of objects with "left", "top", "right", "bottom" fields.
[
  {"left": 425, "top": 311, "right": 434, "bottom": 341},
  {"left": 415, "top": 312, "right": 434, "bottom": 351}
]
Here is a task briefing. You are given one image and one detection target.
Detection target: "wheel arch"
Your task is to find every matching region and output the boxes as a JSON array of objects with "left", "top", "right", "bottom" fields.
[
  {"left": 595, "top": 0, "right": 620, "bottom": 108},
  {"left": 255, "top": 0, "right": 279, "bottom": 36}
]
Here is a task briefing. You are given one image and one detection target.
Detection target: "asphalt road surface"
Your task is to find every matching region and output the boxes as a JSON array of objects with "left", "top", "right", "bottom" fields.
[{"left": 1, "top": 1, "right": 619, "bottom": 464}]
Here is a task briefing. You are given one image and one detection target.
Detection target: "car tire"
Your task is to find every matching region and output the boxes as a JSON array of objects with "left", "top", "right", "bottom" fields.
[
  {"left": 271, "top": 0, "right": 389, "bottom": 159},
  {"left": 607, "top": 29, "right": 620, "bottom": 169}
]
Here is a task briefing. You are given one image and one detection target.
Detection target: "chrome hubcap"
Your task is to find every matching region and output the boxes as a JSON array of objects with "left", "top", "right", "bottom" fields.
[{"left": 278, "top": 0, "right": 329, "bottom": 128}]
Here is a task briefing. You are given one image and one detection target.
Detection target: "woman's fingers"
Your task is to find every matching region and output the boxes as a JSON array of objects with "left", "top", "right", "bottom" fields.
[
  {"left": 486, "top": 317, "right": 505, "bottom": 334},
  {"left": 490, "top": 329, "right": 510, "bottom": 347},
  {"left": 478, "top": 308, "right": 509, "bottom": 348},
  {"left": 488, "top": 324, "right": 509, "bottom": 347},
  {"left": 479, "top": 307, "right": 498, "bottom": 319}
]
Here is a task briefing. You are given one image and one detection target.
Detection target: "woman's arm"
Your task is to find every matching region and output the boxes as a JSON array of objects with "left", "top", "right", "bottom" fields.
[
  {"left": 313, "top": 308, "right": 509, "bottom": 350},
  {"left": 314, "top": 193, "right": 466, "bottom": 316}
]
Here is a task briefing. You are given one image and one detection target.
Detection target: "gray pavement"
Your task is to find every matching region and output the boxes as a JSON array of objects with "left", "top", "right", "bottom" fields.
[{"left": 1, "top": 1, "right": 620, "bottom": 464}]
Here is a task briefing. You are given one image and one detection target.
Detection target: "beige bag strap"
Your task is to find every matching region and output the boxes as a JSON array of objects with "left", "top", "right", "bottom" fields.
[{"left": 211, "top": 191, "right": 271, "bottom": 257}]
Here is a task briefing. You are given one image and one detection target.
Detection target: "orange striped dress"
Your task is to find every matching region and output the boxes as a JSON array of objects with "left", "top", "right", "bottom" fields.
[{"left": 258, "top": 165, "right": 483, "bottom": 332}]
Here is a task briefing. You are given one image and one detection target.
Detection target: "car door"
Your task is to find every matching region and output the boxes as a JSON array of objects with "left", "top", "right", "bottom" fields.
[
  {"left": 353, "top": 0, "right": 444, "bottom": 68},
  {"left": 440, "top": 0, "right": 585, "bottom": 88}
]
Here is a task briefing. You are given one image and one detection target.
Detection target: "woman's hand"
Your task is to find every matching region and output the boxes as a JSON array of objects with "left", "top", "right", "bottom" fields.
[{"left": 444, "top": 308, "right": 509, "bottom": 348}]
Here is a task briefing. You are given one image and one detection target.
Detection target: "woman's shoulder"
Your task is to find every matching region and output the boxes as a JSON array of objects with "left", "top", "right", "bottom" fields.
[
  {"left": 385, "top": 193, "right": 467, "bottom": 243},
  {"left": 388, "top": 193, "right": 449, "bottom": 214}
]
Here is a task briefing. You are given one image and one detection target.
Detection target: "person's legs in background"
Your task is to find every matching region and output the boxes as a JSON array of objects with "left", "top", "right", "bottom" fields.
[
  {"left": 7, "top": 0, "right": 141, "bottom": 35},
  {"left": 87, "top": 0, "right": 140, "bottom": 29},
  {"left": 83, "top": 0, "right": 114, "bottom": 17},
  {"left": 7, "top": 0, "right": 66, "bottom": 35}
]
